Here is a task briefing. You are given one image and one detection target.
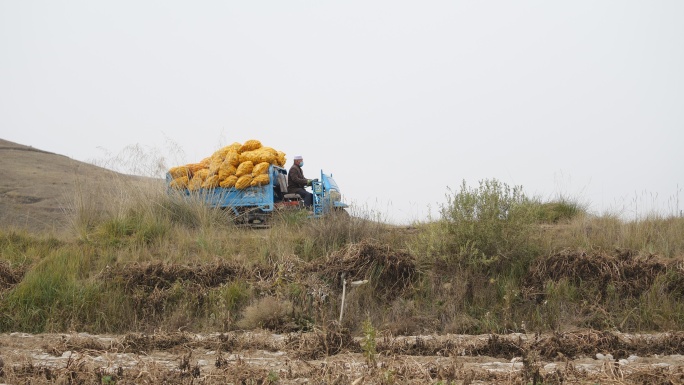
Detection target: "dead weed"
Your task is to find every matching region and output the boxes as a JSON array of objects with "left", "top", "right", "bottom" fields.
[
  {"left": 524, "top": 249, "right": 683, "bottom": 302},
  {"left": 316, "top": 240, "right": 417, "bottom": 298}
]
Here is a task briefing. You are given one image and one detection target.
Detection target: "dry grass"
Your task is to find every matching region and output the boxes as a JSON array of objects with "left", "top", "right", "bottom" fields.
[
  {"left": 538, "top": 212, "right": 684, "bottom": 257},
  {"left": 236, "top": 296, "right": 295, "bottom": 331}
]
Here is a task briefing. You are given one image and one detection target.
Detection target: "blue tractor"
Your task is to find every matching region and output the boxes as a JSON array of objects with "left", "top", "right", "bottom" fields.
[{"left": 166, "top": 165, "right": 348, "bottom": 227}]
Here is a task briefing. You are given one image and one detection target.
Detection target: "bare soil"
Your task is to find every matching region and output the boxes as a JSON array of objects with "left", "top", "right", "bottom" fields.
[{"left": 1, "top": 330, "right": 683, "bottom": 384}]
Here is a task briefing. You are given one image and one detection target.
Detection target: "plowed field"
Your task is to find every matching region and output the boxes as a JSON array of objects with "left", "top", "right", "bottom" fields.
[{"left": 2, "top": 330, "right": 683, "bottom": 384}]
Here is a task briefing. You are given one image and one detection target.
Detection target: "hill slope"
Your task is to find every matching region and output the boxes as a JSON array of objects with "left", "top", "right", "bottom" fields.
[{"left": 0, "top": 138, "right": 156, "bottom": 234}]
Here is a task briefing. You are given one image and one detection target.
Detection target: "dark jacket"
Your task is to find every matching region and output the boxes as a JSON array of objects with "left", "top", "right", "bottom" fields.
[{"left": 288, "top": 164, "right": 308, "bottom": 193}]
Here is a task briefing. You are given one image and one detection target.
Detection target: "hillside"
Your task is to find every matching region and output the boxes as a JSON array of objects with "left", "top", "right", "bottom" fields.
[
  {"left": 0, "top": 138, "right": 157, "bottom": 234},
  {"left": 1, "top": 139, "right": 684, "bottom": 383}
]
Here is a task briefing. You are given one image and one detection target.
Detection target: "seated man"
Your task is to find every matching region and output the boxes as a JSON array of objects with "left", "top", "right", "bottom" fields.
[{"left": 287, "top": 155, "right": 314, "bottom": 207}]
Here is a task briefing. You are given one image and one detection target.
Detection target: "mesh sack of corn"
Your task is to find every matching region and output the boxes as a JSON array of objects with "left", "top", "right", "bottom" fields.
[
  {"left": 227, "top": 142, "right": 242, "bottom": 153},
  {"left": 188, "top": 176, "right": 204, "bottom": 191},
  {"left": 259, "top": 147, "right": 278, "bottom": 163},
  {"left": 239, "top": 148, "right": 277, "bottom": 164},
  {"left": 167, "top": 139, "right": 286, "bottom": 190},
  {"left": 170, "top": 176, "right": 189, "bottom": 189},
  {"left": 224, "top": 152, "right": 240, "bottom": 167},
  {"left": 261, "top": 147, "right": 279, "bottom": 162},
  {"left": 212, "top": 142, "right": 240, "bottom": 158},
  {"left": 187, "top": 163, "right": 205, "bottom": 174},
  {"left": 235, "top": 161, "right": 254, "bottom": 177},
  {"left": 251, "top": 174, "right": 270, "bottom": 187},
  {"left": 252, "top": 162, "right": 270, "bottom": 175},
  {"left": 276, "top": 151, "right": 286, "bottom": 167},
  {"left": 218, "top": 163, "right": 237, "bottom": 180},
  {"left": 209, "top": 157, "right": 223, "bottom": 175},
  {"left": 235, "top": 175, "right": 253, "bottom": 189},
  {"left": 210, "top": 144, "right": 241, "bottom": 167},
  {"left": 202, "top": 175, "right": 220, "bottom": 189},
  {"left": 194, "top": 169, "right": 210, "bottom": 180},
  {"left": 239, "top": 139, "right": 262, "bottom": 153},
  {"left": 169, "top": 166, "right": 190, "bottom": 179},
  {"left": 220, "top": 175, "right": 238, "bottom": 188}
]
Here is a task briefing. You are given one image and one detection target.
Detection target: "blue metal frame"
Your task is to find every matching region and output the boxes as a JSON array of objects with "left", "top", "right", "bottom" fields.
[
  {"left": 311, "top": 170, "right": 349, "bottom": 217},
  {"left": 321, "top": 171, "right": 348, "bottom": 209},
  {"left": 166, "top": 166, "right": 287, "bottom": 214},
  {"left": 312, "top": 179, "right": 324, "bottom": 217}
]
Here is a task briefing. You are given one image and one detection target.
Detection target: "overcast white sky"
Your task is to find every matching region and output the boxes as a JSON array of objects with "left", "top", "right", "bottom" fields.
[{"left": 1, "top": 1, "right": 682, "bottom": 224}]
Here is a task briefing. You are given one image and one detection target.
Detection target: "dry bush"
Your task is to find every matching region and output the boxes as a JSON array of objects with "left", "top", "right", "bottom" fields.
[
  {"left": 299, "top": 208, "right": 396, "bottom": 260},
  {"left": 288, "top": 326, "right": 358, "bottom": 359},
  {"left": 0, "top": 260, "right": 25, "bottom": 291},
  {"left": 43, "top": 335, "right": 109, "bottom": 356},
  {"left": 237, "top": 296, "right": 294, "bottom": 331},
  {"left": 317, "top": 240, "right": 418, "bottom": 298},
  {"left": 214, "top": 364, "right": 271, "bottom": 385},
  {"left": 101, "top": 261, "right": 260, "bottom": 331},
  {"left": 384, "top": 299, "right": 421, "bottom": 336},
  {"left": 443, "top": 313, "right": 480, "bottom": 334},
  {"left": 524, "top": 249, "right": 673, "bottom": 303},
  {"left": 110, "top": 261, "right": 247, "bottom": 291},
  {"left": 522, "top": 249, "right": 684, "bottom": 331},
  {"left": 533, "top": 330, "right": 624, "bottom": 360}
]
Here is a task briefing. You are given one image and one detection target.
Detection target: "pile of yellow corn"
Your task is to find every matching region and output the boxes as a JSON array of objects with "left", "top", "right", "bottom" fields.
[{"left": 168, "top": 140, "right": 286, "bottom": 190}]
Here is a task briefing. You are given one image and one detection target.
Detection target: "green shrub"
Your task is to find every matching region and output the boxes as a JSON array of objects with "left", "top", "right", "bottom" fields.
[
  {"left": 361, "top": 318, "right": 377, "bottom": 366},
  {"left": 532, "top": 198, "right": 585, "bottom": 223},
  {"left": 202, "top": 280, "right": 252, "bottom": 329},
  {"left": 439, "top": 179, "right": 540, "bottom": 271}
]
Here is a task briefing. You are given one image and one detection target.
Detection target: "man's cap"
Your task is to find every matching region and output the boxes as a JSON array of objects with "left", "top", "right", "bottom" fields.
[{"left": 294, "top": 155, "right": 303, "bottom": 160}]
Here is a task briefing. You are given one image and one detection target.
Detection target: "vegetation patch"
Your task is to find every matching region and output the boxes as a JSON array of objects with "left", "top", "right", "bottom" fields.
[
  {"left": 0, "top": 260, "right": 25, "bottom": 291},
  {"left": 288, "top": 326, "right": 359, "bottom": 359},
  {"left": 109, "top": 260, "right": 249, "bottom": 291},
  {"left": 317, "top": 240, "right": 417, "bottom": 298},
  {"left": 524, "top": 249, "right": 683, "bottom": 302}
]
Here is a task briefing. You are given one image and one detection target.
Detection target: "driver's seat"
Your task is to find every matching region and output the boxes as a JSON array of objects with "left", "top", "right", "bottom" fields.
[{"left": 277, "top": 173, "right": 301, "bottom": 201}]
